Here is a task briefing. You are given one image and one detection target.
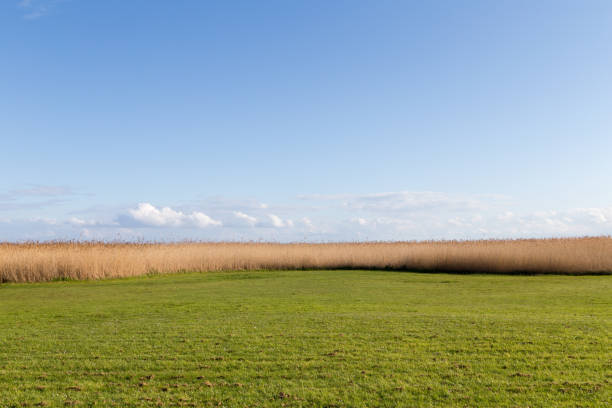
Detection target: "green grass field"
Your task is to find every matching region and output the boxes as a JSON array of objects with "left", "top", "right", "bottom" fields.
[{"left": 1, "top": 270, "right": 610, "bottom": 407}]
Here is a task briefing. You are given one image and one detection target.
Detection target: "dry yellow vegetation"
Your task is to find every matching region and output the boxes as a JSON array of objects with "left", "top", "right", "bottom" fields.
[{"left": 1, "top": 237, "right": 611, "bottom": 282}]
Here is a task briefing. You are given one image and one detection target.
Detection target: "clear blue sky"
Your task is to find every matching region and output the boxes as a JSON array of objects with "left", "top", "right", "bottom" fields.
[{"left": 2, "top": 0, "right": 612, "bottom": 241}]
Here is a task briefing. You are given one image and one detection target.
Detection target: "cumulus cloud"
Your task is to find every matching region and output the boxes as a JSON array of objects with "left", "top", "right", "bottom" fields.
[
  {"left": 259, "top": 214, "right": 295, "bottom": 228},
  {"left": 353, "top": 217, "right": 367, "bottom": 226},
  {"left": 233, "top": 211, "right": 257, "bottom": 226},
  {"left": 268, "top": 214, "right": 286, "bottom": 228},
  {"left": 127, "top": 203, "right": 221, "bottom": 228}
]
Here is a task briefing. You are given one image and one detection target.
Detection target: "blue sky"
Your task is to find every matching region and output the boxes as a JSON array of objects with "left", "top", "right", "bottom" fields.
[{"left": 2, "top": 0, "right": 612, "bottom": 241}]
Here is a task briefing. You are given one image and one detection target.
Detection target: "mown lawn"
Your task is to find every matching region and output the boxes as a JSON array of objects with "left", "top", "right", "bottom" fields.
[{"left": 0, "top": 270, "right": 610, "bottom": 407}]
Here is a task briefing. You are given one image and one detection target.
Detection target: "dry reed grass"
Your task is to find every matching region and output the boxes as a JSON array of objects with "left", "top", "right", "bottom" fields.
[{"left": 1, "top": 237, "right": 611, "bottom": 282}]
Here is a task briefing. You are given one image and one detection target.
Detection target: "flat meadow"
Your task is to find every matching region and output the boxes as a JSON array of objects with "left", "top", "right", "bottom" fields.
[{"left": 1, "top": 269, "right": 611, "bottom": 407}]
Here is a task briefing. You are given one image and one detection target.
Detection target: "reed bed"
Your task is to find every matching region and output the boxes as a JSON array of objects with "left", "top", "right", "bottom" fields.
[{"left": 1, "top": 237, "right": 611, "bottom": 282}]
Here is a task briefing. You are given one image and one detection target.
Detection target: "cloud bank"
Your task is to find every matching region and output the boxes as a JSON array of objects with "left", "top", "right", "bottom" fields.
[{"left": 1, "top": 191, "right": 611, "bottom": 242}]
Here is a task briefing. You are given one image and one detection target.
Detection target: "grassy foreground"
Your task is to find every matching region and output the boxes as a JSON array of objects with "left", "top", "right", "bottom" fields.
[{"left": 0, "top": 271, "right": 610, "bottom": 407}]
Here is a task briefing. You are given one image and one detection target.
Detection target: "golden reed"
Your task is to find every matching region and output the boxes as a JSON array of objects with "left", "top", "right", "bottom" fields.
[{"left": 1, "top": 237, "right": 611, "bottom": 282}]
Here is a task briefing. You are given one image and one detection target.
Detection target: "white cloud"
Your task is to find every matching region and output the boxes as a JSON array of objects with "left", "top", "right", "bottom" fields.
[
  {"left": 127, "top": 203, "right": 221, "bottom": 228},
  {"left": 129, "top": 203, "right": 183, "bottom": 227},
  {"left": 234, "top": 211, "right": 257, "bottom": 226},
  {"left": 67, "top": 217, "right": 118, "bottom": 227},
  {"left": 265, "top": 214, "right": 294, "bottom": 228},
  {"left": 68, "top": 217, "right": 97, "bottom": 226},
  {"left": 571, "top": 207, "right": 612, "bottom": 224},
  {"left": 301, "top": 217, "right": 314, "bottom": 229},
  {"left": 354, "top": 217, "right": 367, "bottom": 226},
  {"left": 268, "top": 214, "right": 286, "bottom": 228},
  {"left": 191, "top": 212, "right": 221, "bottom": 228}
]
